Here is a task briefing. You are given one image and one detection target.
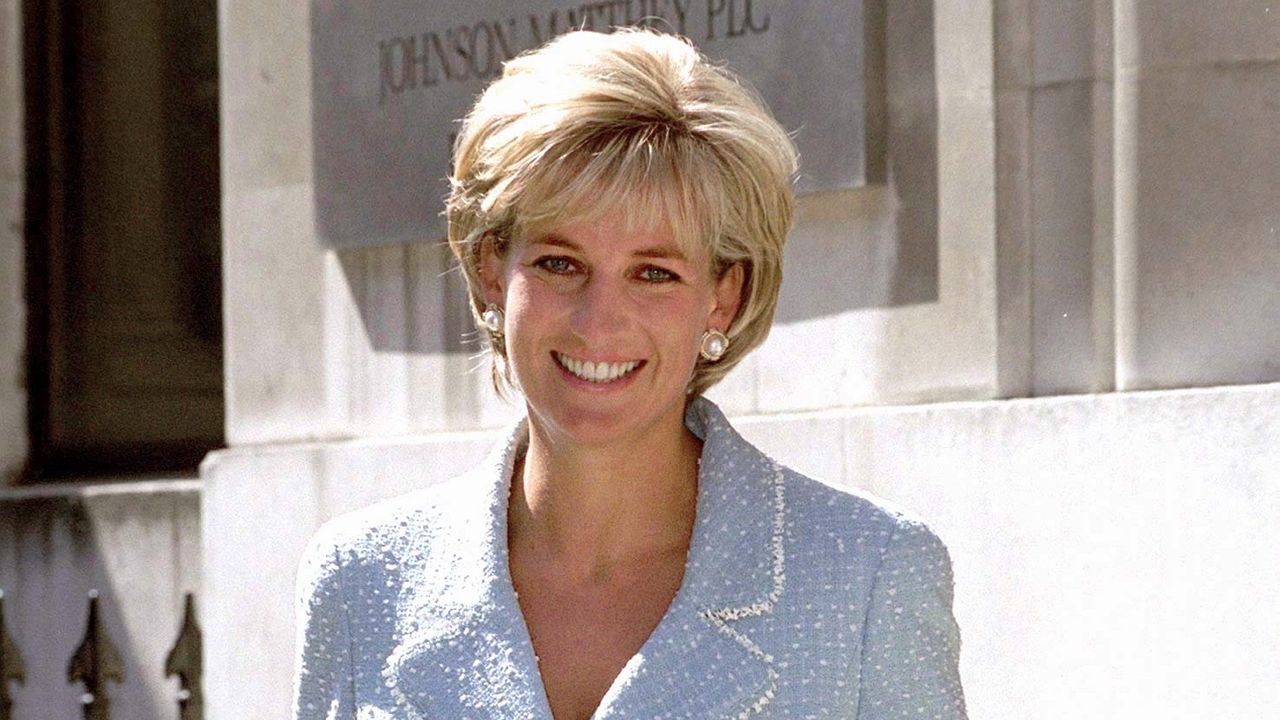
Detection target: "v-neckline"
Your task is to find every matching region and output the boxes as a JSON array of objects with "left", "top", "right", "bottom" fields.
[
  {"left": 382, "top": 397, "right": 781, "bottom": 720},
  {"left": 493, "top": 423, "right": 704, "bottom": 720}
]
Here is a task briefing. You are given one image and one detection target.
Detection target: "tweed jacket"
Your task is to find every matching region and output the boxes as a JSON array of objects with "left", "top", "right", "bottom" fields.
[{"left": 292, "top": 398, "right": 966, "bottom": 719}]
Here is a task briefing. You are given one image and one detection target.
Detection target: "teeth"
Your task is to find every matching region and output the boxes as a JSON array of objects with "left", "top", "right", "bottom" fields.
[{"left": 555, "top": 353, "right": 639, "bottom": 383}]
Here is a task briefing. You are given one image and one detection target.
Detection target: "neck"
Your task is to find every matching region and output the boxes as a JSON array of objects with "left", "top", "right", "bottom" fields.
[{"left": 508, "top": 407, "right": 701, "bottom": 585}]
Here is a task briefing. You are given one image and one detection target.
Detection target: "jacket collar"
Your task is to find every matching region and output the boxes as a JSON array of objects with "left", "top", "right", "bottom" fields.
[{"left": 385, "top": 397, "right": 786, "bottom": 719}]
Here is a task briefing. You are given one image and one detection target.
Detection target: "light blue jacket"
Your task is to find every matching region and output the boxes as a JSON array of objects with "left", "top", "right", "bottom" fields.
[{"left": 293, "top": 398, "right": 966, "bottom": 719}]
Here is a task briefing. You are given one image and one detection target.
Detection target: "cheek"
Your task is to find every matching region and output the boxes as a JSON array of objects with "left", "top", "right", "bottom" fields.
[
  {"left": 637, "top": 298, "right": 708, "bottom": 354},
  {"left": 500, "top": 277, "right": 564, "bottom": 348}
]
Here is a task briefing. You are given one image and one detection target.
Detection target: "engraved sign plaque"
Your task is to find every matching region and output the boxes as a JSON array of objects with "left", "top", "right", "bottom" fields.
[{"left": 312, "top": 0, "right": 873, "bottom": 248}]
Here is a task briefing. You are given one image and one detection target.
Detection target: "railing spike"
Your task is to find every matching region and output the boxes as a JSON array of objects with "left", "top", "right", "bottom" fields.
[
  {"left": 164, "top": 592, "right": 203, "bottom": 720},
  {"left": 67, "top": 590, "right": 124, "bottom": 720},
  {"left": 0, "top": 590, "right": 25, "bottom": 720}
]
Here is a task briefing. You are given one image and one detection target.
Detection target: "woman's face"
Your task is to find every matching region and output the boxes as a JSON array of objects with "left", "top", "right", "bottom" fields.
[{"left": 481, "top": 209, "right": 743, "bottom": 448}]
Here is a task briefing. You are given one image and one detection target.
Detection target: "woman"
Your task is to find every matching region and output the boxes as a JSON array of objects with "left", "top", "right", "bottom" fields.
[{"left": 294, "top": 29, "right": 966, "bottom": 720}]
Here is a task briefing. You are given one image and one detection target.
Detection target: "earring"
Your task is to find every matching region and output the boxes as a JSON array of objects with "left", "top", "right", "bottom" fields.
[
  {"left": 699, "top": 329, "right": 729, "bottom": 361},
  {"left": 481, "top": 304, "right": 504, "bottom": 335}
]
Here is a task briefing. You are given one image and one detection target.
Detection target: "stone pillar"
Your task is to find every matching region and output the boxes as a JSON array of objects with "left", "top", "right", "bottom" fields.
[
  {"left": 1113, "top": 1, "right": 1280, "bottom": 389},
  {"left": 994, "top": 0, "right": 1117, "bottom": 396}
]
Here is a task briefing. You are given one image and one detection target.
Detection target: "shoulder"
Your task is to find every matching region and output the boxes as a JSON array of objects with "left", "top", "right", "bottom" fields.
[
  {"left": 784, "top": 467, "right": 947, "bottom": 548},
  {"left": 690, "top": 396, "right": 953, "bottom": 571},
  {"left": 298, "top": 470, "right": 482, "bottom": 574},
  {"left": 781, "top": 465, "right": 951, "bottom": 565},
  {"left": 776, "top": 468, "right": 958, "bottom": 633}
]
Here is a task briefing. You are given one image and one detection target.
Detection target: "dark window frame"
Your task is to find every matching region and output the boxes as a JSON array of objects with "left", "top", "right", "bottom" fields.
[{"left": 22, "top": 0, "right": 224, "bottom": 481}]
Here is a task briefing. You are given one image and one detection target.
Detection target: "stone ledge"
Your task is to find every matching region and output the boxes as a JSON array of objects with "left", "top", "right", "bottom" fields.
[{"left": 0, "top": 476, "right": 202, "bottom": 502}]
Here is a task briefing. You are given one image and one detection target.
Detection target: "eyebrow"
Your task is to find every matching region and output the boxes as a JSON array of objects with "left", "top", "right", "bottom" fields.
[{"left": 531, "top": 233, "right": 689, "bottom": 261}]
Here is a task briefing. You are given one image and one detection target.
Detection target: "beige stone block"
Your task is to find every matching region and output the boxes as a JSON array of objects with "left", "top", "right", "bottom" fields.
[
  {"left": 757, "top": 86, "right": 998, "bottom": 410},
  {"left": 1117, "top": 66, "right": 1280, "bottom": 388},
  {"left": 218, "top": 0, "right": 312, "bottom": 190},
  {"left": 1117, "top": 0, "right": 1280, "bottom": 70},
  {"left": 329, "top": 241, "right": 517, "bottom": 435},
  {"left": 840, "top": 383, "right": 1280, "bottom": 718},
  {"left": 756, "top": 119, "right": 997, "bottom": 404},
  {"left": 223, "top": 181, "right": 514, "bottom": 444},
  {"left": 0, "top": 0, "right": 17, "bottom": 181},
  {"left": 935, "top": 0, "right": 995, "bottom": 93},
  {"left": 222, "top": 183, "right": 330, "bottom": 444},
  {"left": 736, "top": 410, "right": 848, "bottom": 482},
  {"left": 994, "top": 0, "right": 1034, "bottom": 89},
  {"left": 1029, "top": 80, "right": 1107, "bottom": 394},
  {"left": 775, "top": 187, "right": 911, "bottom": 322},
  {"left": 1031, "top": 0, "right": 1096, "bottom": 85},
  {"left": 1090, "top": 0, "right": 1115, "bottom": 78},
  {"left": 994, "top": 88, "right": 1034, "bottom": 396}
]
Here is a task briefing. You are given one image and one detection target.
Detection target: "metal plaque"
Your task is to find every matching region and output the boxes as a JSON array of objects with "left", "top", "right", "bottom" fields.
[{"left": 312, "top": 0, "right": 872, "bottom": 248}]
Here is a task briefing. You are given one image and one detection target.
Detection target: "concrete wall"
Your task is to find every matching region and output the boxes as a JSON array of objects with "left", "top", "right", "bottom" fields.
[
  {"left": 217, "top": 0, "right": 1280, "bottom": 448},
  {"left": 218, "top": 0, "right": 1004, "bottom": 449},
  {"left": 0, "top": 481, "right": 202, "bottom": 720},
  {"left": 995, "top": 0, "right": 1280, "bottom": 397},
  {"left": 203, "top": 383, "right": 1280, "bottom": 720},
  {"left": 0, "top": 0, "right": 26, "bottom": 485},
  {"left": 737, "top": 383, "right": 1280, "bottom": 719},
  {"left": 1113, "top": 0, "right": 1280, "bottom": 390},
  {"left": 994, "top": 0, "right": 1117, "bottom": 396}
]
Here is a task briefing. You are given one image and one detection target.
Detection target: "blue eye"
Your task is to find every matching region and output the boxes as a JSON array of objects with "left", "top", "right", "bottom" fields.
[
  {"left": 640, "top": 266, "right": 679, "bottom": 283},
  {"left": 535, "top": 256, "right": 577, "bottom": 275}
]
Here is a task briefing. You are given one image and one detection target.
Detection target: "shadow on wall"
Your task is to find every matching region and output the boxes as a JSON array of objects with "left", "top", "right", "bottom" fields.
[
  {"left": 777, "top": 0, "right": 939, "bottom": 322},
  {"left": 336, "top": 0, "right": 939, "bottom": 355},
  {"left": 336, "top": 239, "right": 477, "bottom": 357}
]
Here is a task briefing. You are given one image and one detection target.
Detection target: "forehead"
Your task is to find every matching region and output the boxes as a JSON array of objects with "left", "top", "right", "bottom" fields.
[
  {"left": 511, "top": 159, "right": 717, "bottom": 254},
  {"left": 528, "top": 211, "right": 676, "bottom": 251},
  {"left": 517, "top": 200, "right": 712, "bottom": 262}
]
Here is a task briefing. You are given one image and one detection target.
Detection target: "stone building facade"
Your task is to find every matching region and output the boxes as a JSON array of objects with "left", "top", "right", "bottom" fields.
[{"left": 1, "top": 1, "right": 1277, "bottom": 718}]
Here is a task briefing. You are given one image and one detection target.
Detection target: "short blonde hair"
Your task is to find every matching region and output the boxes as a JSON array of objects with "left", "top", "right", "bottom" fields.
[{"left": 447, "top": 29, "right": 797, "bottom": 396}]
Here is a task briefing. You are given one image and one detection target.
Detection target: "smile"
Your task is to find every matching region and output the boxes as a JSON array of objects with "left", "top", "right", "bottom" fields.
[{"left": 553, "top": 352, "right": 643, "bottom": 383}]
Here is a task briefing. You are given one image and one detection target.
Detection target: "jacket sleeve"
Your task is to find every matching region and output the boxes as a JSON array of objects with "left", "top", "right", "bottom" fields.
[
  {"left": 856, "top": 519, "right": 967, "bottom": 720},
  {"left": 291, "top": 528, "right": 357, "bottom": 720}
]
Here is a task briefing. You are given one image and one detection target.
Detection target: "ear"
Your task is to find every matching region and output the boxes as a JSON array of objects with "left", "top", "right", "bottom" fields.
[
  {"left": 708, "top": 263, "right": 745, "bottom": 333},
  {"left": 478, "top": 235, "right": 507, "bottom": 307}
]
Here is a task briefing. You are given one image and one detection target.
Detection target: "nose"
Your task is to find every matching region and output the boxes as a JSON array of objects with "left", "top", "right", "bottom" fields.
[{"left": 569, "top": 274, "right": 631, "bottom": 341}]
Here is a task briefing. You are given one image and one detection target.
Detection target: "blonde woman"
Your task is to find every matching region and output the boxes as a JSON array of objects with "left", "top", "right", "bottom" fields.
[{"left": 294, "top": 29, "right": 966, "bottom": 720}]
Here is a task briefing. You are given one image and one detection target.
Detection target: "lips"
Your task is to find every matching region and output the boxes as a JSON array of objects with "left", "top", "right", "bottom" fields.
[{"left": 553, "top": 351, "right": 644, "bottom": 383}]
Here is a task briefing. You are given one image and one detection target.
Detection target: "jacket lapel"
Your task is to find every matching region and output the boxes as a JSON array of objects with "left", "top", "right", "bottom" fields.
[
  {"left": 592, "top": 398, "right": 786, "bottom": 718},
  {"left": 383, "top": 424, "right": 554, "bottom": 720},
  {"left": 384, "top": 398, "right": 785, "bottom": 720}
]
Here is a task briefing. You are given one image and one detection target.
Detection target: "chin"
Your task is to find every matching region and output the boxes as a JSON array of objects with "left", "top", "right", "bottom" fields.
[
  {"left": 530, "top": 400, "right": 649, "bottom": 445},
  {"left": 526, "top": 390, "right": 689, "bottom": 450}
]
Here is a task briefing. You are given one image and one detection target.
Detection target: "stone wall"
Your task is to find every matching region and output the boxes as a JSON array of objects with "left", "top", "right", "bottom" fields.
[
  {"left": 0, "top": 0, "right": 26, "bottom": 485},
  {"left": 1112, "top": 0, "right": 1280, "bottom": 389},
  {"left": 203, "top": 383, "right": 1280, "bottom": 719},
  {"left": 218, "top": 0, "right": 1004, "bottom": 448}
]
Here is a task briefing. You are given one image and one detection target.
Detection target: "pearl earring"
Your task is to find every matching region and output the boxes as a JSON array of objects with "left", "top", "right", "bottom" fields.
[
  {"left": 481, "top": 304, "right": 504, "bottom": 335},
  {"left": 699, "top": 329, "right": 729, "bottom": 361}
]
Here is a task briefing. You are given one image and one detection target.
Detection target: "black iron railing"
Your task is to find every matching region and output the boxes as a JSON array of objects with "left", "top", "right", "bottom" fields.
[{"left": 0, "top": 589, "right": 202, "bottom": 720}]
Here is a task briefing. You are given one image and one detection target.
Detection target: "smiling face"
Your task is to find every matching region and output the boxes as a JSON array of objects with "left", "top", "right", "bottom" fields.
[{"left": 481, "top": 209, "right": 743, "bottom": 449}]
